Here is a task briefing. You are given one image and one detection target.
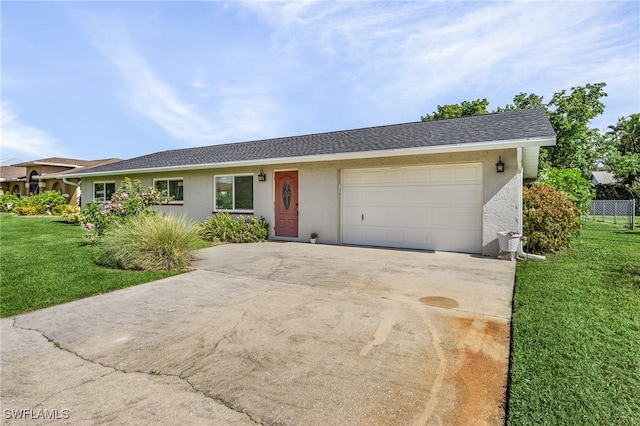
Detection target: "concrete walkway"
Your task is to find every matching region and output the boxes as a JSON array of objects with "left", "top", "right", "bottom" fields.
[{"left": 1, "top": 243, "right": 516, "bottom": 425}]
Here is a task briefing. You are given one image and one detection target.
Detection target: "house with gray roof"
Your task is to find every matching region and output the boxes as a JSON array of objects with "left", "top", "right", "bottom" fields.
[{"left": 63, "top": 108, "right": 556, "bottom": 256}]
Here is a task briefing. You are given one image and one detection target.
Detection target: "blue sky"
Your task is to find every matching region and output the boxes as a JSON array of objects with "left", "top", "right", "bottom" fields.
[{"left": 1, "top": 1, "right": 639, "bottom": 162}]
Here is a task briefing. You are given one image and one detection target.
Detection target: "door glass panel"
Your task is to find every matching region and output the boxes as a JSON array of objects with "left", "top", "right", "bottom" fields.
[{"left": 282, "top": 180, "right": 291, "bottom": 210}]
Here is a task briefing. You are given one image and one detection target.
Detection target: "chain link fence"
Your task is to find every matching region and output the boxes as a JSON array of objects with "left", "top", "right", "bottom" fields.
[{"left": 583, "top": 200, "right": 636, "bottom": 229}]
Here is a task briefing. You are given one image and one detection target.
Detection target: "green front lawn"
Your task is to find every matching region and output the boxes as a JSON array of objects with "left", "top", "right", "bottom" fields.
[
  {"left": 0, "top": 214, "right": 185, "bottom": 317},
  {"left": 508, "top": 228, "right": 640, "bottom": 424}
]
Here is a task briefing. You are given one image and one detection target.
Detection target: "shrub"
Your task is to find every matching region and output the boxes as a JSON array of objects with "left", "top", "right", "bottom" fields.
[
  {"left": 198, "top": 212, "right": 269, "bottom": 243},
  {"left": 536, "top": 168, "right": 595, "bottom": 215},
  {"left": 523, "top": 184, "right": 581, "bottom": 254},
  {"left": 97, "top": 214, "right": 199, "bottom": 271},
  {"left": 52, "top": 203, "right": 78, "bottom": 217},
  {"left": 13, "top": 205, "right": 40, "bottom": 216},
  {"left": 9, "top": 191, "right": 68, "bottom": 215},
  {"left": 0, "top": 193, "right": 22, "bottom": 212}
]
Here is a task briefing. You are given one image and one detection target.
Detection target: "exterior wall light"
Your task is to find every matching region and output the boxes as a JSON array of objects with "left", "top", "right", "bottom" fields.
[
  {"left": 496, "top": 156, "right": 505, "bottom": 173},
  {"left": 258, "top": 170, "right": 267, "bottom": 182}
]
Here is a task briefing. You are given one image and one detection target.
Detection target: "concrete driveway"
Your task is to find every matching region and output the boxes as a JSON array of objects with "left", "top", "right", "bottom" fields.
[{"left": 1, "top": 242, "right": 515, "bottom": 425}]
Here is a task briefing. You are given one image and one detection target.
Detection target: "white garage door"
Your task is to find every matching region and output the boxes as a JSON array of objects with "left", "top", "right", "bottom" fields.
[{"left": 341, "top": 163, "right": 482, "bottom": 253}]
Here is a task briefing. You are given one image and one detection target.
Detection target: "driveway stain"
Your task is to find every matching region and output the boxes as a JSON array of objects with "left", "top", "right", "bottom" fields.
[
  {"left": 445, "top": 317, "right": 510, "bottom": 425},
  {"left": 419, "top": 296, "right": 459, "bottom": 309}
]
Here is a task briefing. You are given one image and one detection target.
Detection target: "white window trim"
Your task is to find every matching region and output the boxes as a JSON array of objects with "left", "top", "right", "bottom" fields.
[
  {"left": 153, "top": 177, "right": 184, "bottom": 204},
  {"left": 214, "top": 174, "right": 254, "bottom": 213},
  {"left": 93, "top": 181, "right": 116, "bottom": 202}
]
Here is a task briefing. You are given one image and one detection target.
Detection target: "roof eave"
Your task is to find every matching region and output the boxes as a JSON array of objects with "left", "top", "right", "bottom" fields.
[{"left": 65, "top": 136, "right": 557, "bottom": 178}]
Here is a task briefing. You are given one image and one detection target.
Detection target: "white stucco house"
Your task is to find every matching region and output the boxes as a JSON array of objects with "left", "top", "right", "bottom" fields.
[{"left": 63, "top": 109, "right": 556, "bottom": 256}]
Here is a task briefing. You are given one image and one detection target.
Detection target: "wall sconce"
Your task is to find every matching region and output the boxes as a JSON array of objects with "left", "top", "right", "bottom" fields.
[
  {"left": 258, "top": 169, "right": 267, "bottom": 182},
  {"left": 496, "top": 156, "right": 505, "bottom": 173}
]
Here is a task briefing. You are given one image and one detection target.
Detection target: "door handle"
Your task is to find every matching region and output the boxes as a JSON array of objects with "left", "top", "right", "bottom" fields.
[
  {"left": 361, "top": 213, "right": 364, "bottom": 221},
  {"left": 296, "top": 203, "right": 299, "bottom": 217}
]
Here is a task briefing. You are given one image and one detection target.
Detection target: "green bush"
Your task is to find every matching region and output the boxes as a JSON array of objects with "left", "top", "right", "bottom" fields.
[
  {"left": 97, "top": 214, "right": 199, "bottom": 271},
  {"left": 536, "top": 168, "right": 595, "bottom": 215},
  {"left": 0, "top": 193, "right": 22, "bottom": 212},
  {"left": 523, "top": 185, "right": 581, "bottom": 254},
  {"left": 198, "top": 212, "right": 269, "bottom": 243}
]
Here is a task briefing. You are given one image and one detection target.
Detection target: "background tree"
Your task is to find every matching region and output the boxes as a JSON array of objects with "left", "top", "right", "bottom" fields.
[
  {"left": 543, "top": 83, "right": 607, "bottom": 174},
  {"left": 421, "top": 83, "right": 608, "bottom": 176},
  {"left": 420, "top": 98, "right": 489, "bottom": 121},
  {"left": 603, "top": 113, "right": 640, "bottom": 185}
]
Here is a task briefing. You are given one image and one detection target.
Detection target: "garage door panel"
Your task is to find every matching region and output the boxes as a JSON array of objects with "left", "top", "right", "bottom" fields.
[
  {"left": 404, "top": 207, "right": 429, "bottom": 226},
  {"left": 405, "top": 168, "right": 430, "bottom": 183},
  {"left": 362, "top": 188, "right": 383, "bottom": 204},
  {"left": 429, "top": 167, "right": 453, "bottom": 183},
  {"left": 383, "top": 188, "right": 405, "bottom": 204},
  {"left": 363, "top": 228, "right": 384, "bottom": 244},
  {"left": 383, "top": 206, "right": 405, "bottom": 226},
  {"left": 429, "top": 188, "right": 457, "bottom": 205},
  {"left": 342, "top": 164, "right": 482, "bottom": 253},
  {"left": 405, "top": 188, "right": 429, "bottom": 204},
  {"left": 383, "top": 169, "right": 404, "bottom": 184},
  {"left": 455, "top": 187, "right": 482, "bottom": 205},
  {"left": 455, "top": 165, "right": 482, "bottom": 182},
  {"left": 342, "top": 188, "right": 363, "bottom": 205}
]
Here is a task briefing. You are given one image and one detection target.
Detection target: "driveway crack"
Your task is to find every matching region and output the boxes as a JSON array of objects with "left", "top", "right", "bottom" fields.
[{"left": 11, "top": 319, "right": 264, "bottom": 425}]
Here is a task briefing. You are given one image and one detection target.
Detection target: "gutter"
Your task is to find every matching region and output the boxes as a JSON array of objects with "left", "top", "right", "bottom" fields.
[{"left": 62, "top": 177, "right": 80, "bottom": 187}]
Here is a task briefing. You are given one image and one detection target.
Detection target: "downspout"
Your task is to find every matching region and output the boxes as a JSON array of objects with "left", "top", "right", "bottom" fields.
[
  {"left": 516, "top": 147, "right": 546, "bottom": 260},
  {"left": 62, "top": 177, "right": 81, "bottom": 207}
]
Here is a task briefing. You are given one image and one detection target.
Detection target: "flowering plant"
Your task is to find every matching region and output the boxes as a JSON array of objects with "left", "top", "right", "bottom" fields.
[{"left": 80, "top": 178, "right": 171, "bottom": 240}]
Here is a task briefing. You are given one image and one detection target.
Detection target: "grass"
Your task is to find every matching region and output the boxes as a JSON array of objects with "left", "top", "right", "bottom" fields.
[
  {"left": 508, "top": 227, "right": 640, "bottom": 425},
  {"left": 0, "top": 214, "right": 207, "bottom": 318}
]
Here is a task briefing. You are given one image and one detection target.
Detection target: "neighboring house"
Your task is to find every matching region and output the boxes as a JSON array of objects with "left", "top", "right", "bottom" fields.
[
  {"left": 590, "top": 171, "right": 617, "bottom": 186},
  {"left": 0, "top": 166, "right": 27, "bottom": 197},
  {"left": 9, "top": 157, "right": 121, "bottom": 205},
  {"left": 63, "top": 109, "right": 556, "bottom": 256}
]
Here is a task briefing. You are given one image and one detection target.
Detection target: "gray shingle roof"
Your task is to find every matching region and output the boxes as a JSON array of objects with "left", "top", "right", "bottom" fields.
[{"left": 71, "top": 109, "right": 555, "bottom": 175}]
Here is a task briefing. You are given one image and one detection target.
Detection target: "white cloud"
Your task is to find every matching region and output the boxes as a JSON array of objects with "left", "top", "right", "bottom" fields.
[
  {"left": 243, "top": 1, "right": 638, "bottom": 124},
  {"left": 0, "top": 102, "right": 62, "bottom": 159},
  {"left": 85, "top": 14, "right": 286, "bottom": 146},
  {"left": 88, "top": 20, "right": 219, "bottom": 144}
]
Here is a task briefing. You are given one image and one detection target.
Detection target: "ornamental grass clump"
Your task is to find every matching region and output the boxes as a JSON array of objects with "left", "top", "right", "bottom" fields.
[{"left": 97, "top": 214, "right": 200, "bottom": 271}]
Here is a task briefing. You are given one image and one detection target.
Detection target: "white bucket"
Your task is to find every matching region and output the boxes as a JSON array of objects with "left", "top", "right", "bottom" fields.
[{"left": 497, "top": 232, "right": 521, "bottom": 252}]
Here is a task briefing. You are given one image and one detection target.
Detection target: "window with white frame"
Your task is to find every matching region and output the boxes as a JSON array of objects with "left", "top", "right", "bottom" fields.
[
  {"left": 94, "top": 182, "right": 116, "bottom": 202},
  {"left": 154, "top": 178, "right": 184, "bottom": 202},
  {"left": 214, "top": 175, "right": 253, "bottom": 211}
]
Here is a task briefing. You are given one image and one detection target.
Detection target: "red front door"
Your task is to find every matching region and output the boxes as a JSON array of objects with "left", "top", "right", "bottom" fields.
[{"left": 274, "top": 171, "right": 298, "bottom": 237}]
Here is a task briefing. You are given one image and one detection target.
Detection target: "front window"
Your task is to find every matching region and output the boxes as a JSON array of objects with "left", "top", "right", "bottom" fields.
[
  {"left": 214, "top": 175, "right": 253, "bottom": 211},
  {"left": 154, "top": 178, "right": 184, "bottom": 202},
  {"left": 94, "top": 182, "right": 116, "bottom": 202}
]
